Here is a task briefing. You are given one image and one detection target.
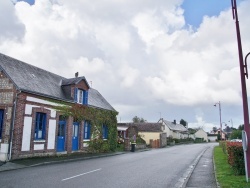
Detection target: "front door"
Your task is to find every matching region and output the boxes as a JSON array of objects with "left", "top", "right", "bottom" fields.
[
  {"left": 57, "top": 120, "right": 66, "bottom": 152},
  {"left": 72, "top": 122, "right": 79, "bottom": 151}
]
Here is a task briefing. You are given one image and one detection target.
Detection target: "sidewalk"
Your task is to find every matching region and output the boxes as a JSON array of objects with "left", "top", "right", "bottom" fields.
[
  {"left": 0, "top": 151, "right": 126, "bottom": 172},
  {"left": 185, "top": 145, "right": 219, "bottom": 188}
]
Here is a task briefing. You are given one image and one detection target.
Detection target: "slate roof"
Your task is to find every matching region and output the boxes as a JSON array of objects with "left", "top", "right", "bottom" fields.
[
  {"left": 162, "top": 120, "right": 188, "bottom": 133},
  {"left": 62, "top": 77, "right": 89, "bottom": 87},
  {"left": 117, "top": 123, "right": 163, "bottom": 132},
  {"left": 0, "top": 53, "right": 116, "bottom": 111}
]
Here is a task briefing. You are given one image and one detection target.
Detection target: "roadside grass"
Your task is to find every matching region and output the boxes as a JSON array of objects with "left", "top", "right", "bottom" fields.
[{"left": 214, "top": 146, "right": 250, "bottom": 188}]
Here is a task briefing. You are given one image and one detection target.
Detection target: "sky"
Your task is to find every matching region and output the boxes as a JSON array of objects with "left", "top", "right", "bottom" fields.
[{"left": 1, "top": 0, "right": 250, "bottom": 132}]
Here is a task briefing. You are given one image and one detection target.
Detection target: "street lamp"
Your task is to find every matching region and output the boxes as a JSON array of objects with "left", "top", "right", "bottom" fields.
[
  {"left": 214, "top": 101, "right": 222, "bottom": 140},
  {"left": 228, "top": 119, "right": 234, "bottom": 128}
]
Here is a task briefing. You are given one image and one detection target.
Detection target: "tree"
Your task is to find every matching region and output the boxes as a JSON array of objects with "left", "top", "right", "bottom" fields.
[
  {"left": 230, "top": 129, "right": 242, "bottom": 139},
  {"left": 180, "top": 119, "right": 188, "bottom": 127},
  {"left": 132, "top": 116, "right": 147, "bottom": 123},
  {"left": 238, "top": 124, "right": 244, "bottom": 130}
]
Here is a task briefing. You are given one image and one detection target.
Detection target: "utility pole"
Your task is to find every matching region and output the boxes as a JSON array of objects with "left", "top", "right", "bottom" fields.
[{"left": 231, "top": 0, "right": 250, "bottom": 180}]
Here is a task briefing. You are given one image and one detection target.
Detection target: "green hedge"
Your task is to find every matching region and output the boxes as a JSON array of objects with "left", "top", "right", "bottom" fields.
[{"left": 226, "top": 142, "right": 245, "bottom": 175}]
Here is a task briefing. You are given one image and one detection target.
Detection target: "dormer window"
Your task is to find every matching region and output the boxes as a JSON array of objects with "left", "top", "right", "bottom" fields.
[
  {"left": 74, "top": 88, "right": 88, "bottom": 105},
  {"left": 78, "top": 89, "right": 83, "bottom": 103}
]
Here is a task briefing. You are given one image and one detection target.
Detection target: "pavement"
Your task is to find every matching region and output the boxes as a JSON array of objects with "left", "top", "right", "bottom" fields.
[{"left": 0, "top": 146, "right": 219, "bottom": 188}]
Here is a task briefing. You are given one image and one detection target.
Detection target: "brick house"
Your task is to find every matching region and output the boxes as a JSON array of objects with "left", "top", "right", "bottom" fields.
[{"left": 0, "top": 53, "right": 117, "bottom": 161}]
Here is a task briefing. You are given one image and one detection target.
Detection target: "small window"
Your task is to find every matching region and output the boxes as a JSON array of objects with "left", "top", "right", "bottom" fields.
[
  {"left": 84, "top": 121, "right": 91, "bottom": 139},
  {"left": 0, "top": 109, "right": 4, "bottom": 139},
  {"left": 78, "top": 89, "right": 83, "bottom": 104},
  {"left": 34, "top": 112, "right": 46, "bottom": 140},
  {"left": 74, "top": 88, "right": 88, "bottom": 105},
  {"left": 102, "top": 124, "right": 108, "bottom": 139}
]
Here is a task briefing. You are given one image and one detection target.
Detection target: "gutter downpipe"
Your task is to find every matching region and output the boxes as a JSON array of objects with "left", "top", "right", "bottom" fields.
[{"left": 7, "top": 91, "right": 20, "bottom": 161}]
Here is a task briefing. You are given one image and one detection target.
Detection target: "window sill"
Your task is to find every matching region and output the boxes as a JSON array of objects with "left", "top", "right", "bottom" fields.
[{"left": 33, "top": 140, "right": 46, "bottom": 143}]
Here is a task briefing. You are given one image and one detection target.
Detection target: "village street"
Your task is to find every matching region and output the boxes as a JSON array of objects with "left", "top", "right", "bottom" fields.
[{"left": 0, "top": 143, "right": 217, "bottom": 188}]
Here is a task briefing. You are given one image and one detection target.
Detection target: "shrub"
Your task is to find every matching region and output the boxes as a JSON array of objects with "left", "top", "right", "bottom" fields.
[
  {"left": 219, "top": 141, "right": 227, "bottom": 154},
  {"left": 226, "top": 142, "right": 245, "bottom": 175},
  {"left": 88, "top": 139, "right": 110, "bottom": 153}
]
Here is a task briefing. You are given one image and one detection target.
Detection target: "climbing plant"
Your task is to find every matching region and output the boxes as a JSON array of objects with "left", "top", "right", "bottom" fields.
[{"left": 53, "top": 102, "right": 118, "bottom": 152}]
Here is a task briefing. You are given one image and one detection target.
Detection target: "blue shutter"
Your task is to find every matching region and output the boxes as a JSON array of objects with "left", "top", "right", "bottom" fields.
[
  {"left": 42, "top": 114, "right": 46, "bottom": 139},
  {"left": 88, "top": 123, "right": 91, "bottom": 139},
  {"left": 102, "top": 125, "right": 108, "bottom": 139},
  {"left": 0, "top": 110, "right": 4, "bottom": 139},
  {"left": 74, "top": 88, "right": 78, "bottom": 102},
  {"left": 106, "top": 126, "right": 108, "bottom": 139},
  {"left": 83, "top": 90, "right": 88, "bottom": 105}
]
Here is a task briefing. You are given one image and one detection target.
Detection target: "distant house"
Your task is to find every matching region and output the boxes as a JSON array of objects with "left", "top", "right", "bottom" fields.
[
  {"left": 117, "top": 124, "right": 128, "bottom": 139},
  {"left": 158, "top": 119, "right": 188, "bottom": 139},
  {"left": 194, "top": 129, "right": 208, "bottom": 142},
  {"left": 117, "top": 122, "right": 166, "bottom": 147},
  {"left": 223, "top": 126, "right": 233, "bottom": 140},
  {"left": 0, "top": 53, "right": 117, "bottom": 161},
  {"left": 210, "top": 128, "right": 226, "bottom": 140},
  {"left": 207, "top": 134, "right": 218, "bottom": 142}
]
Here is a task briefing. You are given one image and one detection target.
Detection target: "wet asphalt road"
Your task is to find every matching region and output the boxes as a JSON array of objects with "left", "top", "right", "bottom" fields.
[{"left": 0, "top": 143, "right": 217, "bottom": 188}]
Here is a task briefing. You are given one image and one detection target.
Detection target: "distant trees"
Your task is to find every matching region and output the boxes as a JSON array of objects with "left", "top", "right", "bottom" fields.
[
  {"left": 180, "top": 119, "right": 188, "bottom": 127},
  {"left": 230, "top": 130, "right": 242, "bottom": 140},
  {"left": 132, "top": 116, "right": 147, "bottom": 123},
  {"left": 238, "top": 124, "right": 244, "bottom": 130}
]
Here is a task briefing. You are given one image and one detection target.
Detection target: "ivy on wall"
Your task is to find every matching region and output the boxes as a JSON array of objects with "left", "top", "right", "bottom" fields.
[{"left": 54, "top": 103, "right": 118, "bottom": 152}]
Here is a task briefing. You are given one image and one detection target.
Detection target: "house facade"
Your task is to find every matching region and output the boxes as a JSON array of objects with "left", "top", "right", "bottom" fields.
[
  {"left": 158, "top": 119, "right": 188, "bottom": 139},
  {"left": 0, "top": 53, "right": 117, "bottom": 161},
  {"left": 117, "top": 122, "right": 167, "bottom": 147},
  {"left": 194, "top": 129, "right": 208, "bottom": 142}
]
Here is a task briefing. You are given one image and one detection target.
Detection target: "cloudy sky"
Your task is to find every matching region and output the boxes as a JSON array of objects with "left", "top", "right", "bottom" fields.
[{"left": 1, "top": 0, "right": 250, "bottom": 131}]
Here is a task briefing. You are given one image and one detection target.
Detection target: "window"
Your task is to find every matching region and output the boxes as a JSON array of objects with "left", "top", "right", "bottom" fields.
[
  {"left": 78, "top": 89, "right": 83, "bottom": 104},
  {"left": 84, "top": 121, "right": 91, "bottom": 139},
  {"left": 34, "top": 112, "right": 46, "bottom": 140},
  {"left": 74, "top": 88, "right": 88, "bottom": 105},
  {"left": 0, "top": 109, "right": 4, "bottom": 139},
  {"left": 102, "top": 124, "right": 108, "bottom": 139}
]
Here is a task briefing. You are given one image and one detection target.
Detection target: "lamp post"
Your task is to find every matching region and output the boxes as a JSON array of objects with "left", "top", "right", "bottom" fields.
[
  {"left": 231, "top": 0, "right": 250, "bottom": 180},
  {"left": 214, "top": 101, "right": 222, "bottom": 140},
  {"left": 228, "top": 119, "right": 234, "bottom": 128}
]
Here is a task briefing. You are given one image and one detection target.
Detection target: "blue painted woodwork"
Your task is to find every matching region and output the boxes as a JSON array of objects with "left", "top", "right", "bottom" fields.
[
  {"left": 84, "top": 121, "right": 91, "bottom": 139},
  {"left": 57, "top": 120, "right": 66, "bottom": 152},
  {"left": 0, "top": 109, "right": 4, "bottom": 139},
  {"left": 72, "top": 122, "right": 79, "bottom": 151}
]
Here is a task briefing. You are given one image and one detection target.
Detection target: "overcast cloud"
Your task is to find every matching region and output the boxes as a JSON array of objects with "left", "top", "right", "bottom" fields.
[{"left": 1, "top": 0, "right": 250, "bottom": 131}]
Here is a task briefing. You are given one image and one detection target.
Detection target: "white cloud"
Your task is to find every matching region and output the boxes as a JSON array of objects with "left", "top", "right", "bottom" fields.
[{"left": 1, "top": 0, "right": 250, "bottom": 130}]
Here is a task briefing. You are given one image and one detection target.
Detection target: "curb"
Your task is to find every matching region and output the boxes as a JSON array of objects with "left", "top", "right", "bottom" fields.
[
  {"left": 213, "top": 148, "right": 221, "bottom": 188},
  {"left": 174, "top": 147, "right": 208, "bottom": 188}
]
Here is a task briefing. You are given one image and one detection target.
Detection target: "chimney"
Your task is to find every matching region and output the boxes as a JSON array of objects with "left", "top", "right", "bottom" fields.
[{"left": 75, "top": 72, "right": 78, "bottom": 78}]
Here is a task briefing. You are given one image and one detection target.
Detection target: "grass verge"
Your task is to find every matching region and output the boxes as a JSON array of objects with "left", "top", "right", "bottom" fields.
[{"left": 214, "top": 146, "right": 250, "bottom": 188}]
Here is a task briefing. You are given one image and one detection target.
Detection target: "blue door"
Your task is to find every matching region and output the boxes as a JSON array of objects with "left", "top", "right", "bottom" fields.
[
  {"left": 72, "top": 122, "right": 79, "bottom": 151},
  {"left": 57, "top": 120, "right": 66, "bottom": 152}
]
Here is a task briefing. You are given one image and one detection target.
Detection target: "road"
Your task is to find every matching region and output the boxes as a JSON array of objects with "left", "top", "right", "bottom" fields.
[{"left": 0, "top": 143, "right": 217, "bottom": 188}]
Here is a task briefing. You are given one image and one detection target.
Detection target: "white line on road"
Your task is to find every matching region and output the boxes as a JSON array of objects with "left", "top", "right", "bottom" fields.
[{"left": 61, "top": 168, "right": 102, "bottom": 181}]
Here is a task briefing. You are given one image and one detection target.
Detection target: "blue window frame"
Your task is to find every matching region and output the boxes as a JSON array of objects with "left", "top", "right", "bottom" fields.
[
  {"left": 84, "top": 121, "right": 91, "bottom": 139},
  {"left": 34, "top": 112, "right": 46, "bottom": 140},
  {"left": 0, "top": 109, "right": 4, "bottom": 139},
  {"left": 102, "top": 124, "right": 108, "bottom": 139},
  {"left": 74, "top": 88, "right": 88, "bottom": 105}
]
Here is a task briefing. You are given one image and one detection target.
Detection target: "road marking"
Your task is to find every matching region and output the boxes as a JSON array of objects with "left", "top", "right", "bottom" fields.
[{"left": 61, "top": 168, "right": 102, "bottom": 181}]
